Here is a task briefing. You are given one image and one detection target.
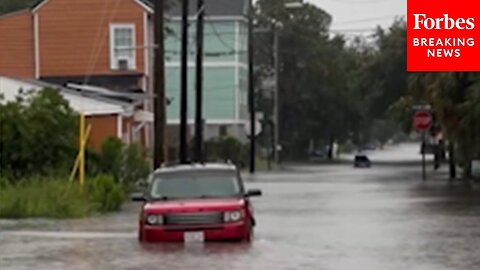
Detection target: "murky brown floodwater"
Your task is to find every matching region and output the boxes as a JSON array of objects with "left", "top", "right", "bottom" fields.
[{"left": 2, "top": 144, "right": 480, "bottom": 270}]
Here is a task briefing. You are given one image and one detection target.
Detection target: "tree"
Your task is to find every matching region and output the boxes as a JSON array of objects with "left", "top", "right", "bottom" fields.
[
  {"left": 410, "top": 72, "right": 480, "bottom": 178},
  {"left": 254, "top": 0, "right": 366, "bottom": 159},
  {"left": 0, "top": 88, "right": 78, "bottom": 178},
  {"left": 0, "top": 0, "right": 40, "bottom": 15},
  {"left": 347, "top": 19, "right": 407, "bottom": 145}
]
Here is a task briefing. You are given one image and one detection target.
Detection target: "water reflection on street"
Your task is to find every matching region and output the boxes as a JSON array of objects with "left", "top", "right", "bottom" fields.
[{"left": 1, "top": 144, "right": 480, "bottom": 270}]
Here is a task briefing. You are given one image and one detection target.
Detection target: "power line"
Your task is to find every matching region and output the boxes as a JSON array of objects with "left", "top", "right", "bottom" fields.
[
  {"left": 330, "top": 28, "right": 377, "bottom": 33},
  {"left": 322, "top": 0, "right": 396, "bottom": 4},
  {"left": 168, "top": 16, "right": 396, "bottom": 39},
  {"left": 165, "top": 49, "right": 246, "bottom": 56},
  {"left": 83, "top": 0, "right": 123, "bottom": 85},
  {"left": 203, "top": 15, "right": 237, "bottom": 53},
  {"left": 333, "top": 15, "right": 402, "bottom": 26}
]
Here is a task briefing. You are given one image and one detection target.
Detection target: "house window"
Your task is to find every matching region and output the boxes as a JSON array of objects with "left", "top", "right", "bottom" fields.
[{"left": 110, "top": 24, "right": 136, "bottom": 70}]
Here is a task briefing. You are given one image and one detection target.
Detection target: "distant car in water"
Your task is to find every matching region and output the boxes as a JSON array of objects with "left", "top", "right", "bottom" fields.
[
  {"left": 309, "top": 149, "right": 327, "bottom": 161},
  {"left": 132, "top": 163, "right": 262, "bottom": 243},
  {"left": 362, "top": 141, "right": 380, "bottom": 151},
  {"left": 354, "top": 155, "right": 371, "bottom": 168}
]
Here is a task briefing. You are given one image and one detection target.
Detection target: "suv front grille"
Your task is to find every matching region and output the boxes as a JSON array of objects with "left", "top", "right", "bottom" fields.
[{"left": 164, "top": 212, "right": 223, "bottom": 225}]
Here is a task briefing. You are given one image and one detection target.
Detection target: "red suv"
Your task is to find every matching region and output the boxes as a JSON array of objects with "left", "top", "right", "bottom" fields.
[{"left": 132, "top": 163, "right": 262, "bottom": 242}]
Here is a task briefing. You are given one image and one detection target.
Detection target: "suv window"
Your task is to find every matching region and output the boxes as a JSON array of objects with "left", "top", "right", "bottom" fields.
[
  {"left": 149, "top": 171, "right": 241, "bottom": 200},
  {"left": 355, "top": 155, "right": 369, "bottom": 162}
]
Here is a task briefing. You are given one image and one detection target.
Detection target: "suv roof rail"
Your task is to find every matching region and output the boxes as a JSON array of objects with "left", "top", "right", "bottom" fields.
[
  {"left": 160, "top": 160, "right": 193, "bottom": 168},
  {"left": 156, "top": 160, "right": 237, "bottom": 171}
]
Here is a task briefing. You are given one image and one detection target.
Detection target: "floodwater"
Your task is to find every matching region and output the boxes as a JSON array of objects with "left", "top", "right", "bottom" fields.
[{"left": 1, "top": 144, "right": 480, "bottom": 270}]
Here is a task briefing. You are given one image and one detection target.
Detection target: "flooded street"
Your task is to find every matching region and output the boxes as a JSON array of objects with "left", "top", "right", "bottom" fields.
[{"left": 2, "top": 144, "right": 480, "bottom": 270}]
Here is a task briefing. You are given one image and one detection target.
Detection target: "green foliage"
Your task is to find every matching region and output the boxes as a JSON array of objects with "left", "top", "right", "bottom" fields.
[
  {"left": 120, "top": 143, "right": 151, "bottom": 189},
  {"left": 0, "top": 175, "right": 127, "bottom": 218},
  {"left": 339, "top": 141, "right": 356, "bottom": 154},
  {"left": 387, "top": 96, "right": 415, "bottom": 133},
  {"left": 98, "top": 137, "right": 124, "bottom": 180},
  {"left": 0, "top": 88, "right": 78, "bottom": 179},
  {"left": 0, "top": 0, "right": 40, "bottom": 15},
  {"left": 0, "top": 175, "right": 10, "bottom": 188},
  {"left": 408, "top": 72, "right": 480, "bottom": 176},
  {"left": 254, "top": 0, "right": 365, "bottom": 158},
  {"left": 365, "top": 21, "right": 408, "bottom": 117},
  {"left": 253, "top": 2, "right": 408, "bottom": 158},
  {"left": 87, "top": 138, "right": 151, "bottom": 187},
  {"left": 205, "top": 136, "right": 248, "bottom": 168},
  {"left": 0, "top": 177, "right": 92, "bottom": 219},
  {"left": 86, "top": 175, "right": 125, "bottom": 213}
]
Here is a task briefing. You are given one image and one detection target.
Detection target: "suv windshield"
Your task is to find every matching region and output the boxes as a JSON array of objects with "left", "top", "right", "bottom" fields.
[{"left": 149, "top": 171, "right": 241, "bottom": 200}]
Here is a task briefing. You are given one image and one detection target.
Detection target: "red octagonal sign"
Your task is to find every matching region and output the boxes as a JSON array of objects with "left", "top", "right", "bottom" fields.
[{"left": 413, "top": 111, "right": 432, "bottom": 132}]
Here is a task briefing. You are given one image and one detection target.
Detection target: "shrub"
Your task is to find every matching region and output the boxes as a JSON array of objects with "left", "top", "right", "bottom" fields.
[
  {"left": 120, "top": 143, "right": 151, "bottom": 189},
  {"left": 0, "top": 88, "right": 77, "bottom": 179},
  {"left": 0, "top": 175, "right": 9, "bottom": 188},
  {"left": 88, "top": 138, "right": 151, "bottom": 188},
  {"left": 205, "top": 136, "right": 248, "bottom": 168},
  {"left": 86, "top": 175, "right": 125, "bottom": 213},
  {"left": 339, "top": 141, "right": 356, "bottom": 153},
  {"left": 0, "top": 177, "right": 92, "bottom": 219},
  {"left": 0, "top": 175, "right": 128, "bottom": 219},
  {"left": 98, "top": 137, "right": 124, "bottom": 180},
  {"left": 85, "top": 148, "right": 103, "bottom": 176}
]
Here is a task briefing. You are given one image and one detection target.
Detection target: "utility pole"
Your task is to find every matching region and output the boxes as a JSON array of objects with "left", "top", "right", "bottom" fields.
[
  {"left": 179, "top": 0, "right": 189, "bottom": 164},
  {"left": 248, "top": 0, "right": 256, "bottom": 174},
  {"left": 194, "top": 0, "right": 205, "bottom": 163},
  {"left": 153, "top": 0, "right": 167, "bottom": 169},
  {"left": 273, "top": 27, "right": 280, "bottom": 165}
]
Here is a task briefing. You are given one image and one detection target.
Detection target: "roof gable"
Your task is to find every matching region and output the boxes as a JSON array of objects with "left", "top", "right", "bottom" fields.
[
  {"left": 0, "top": 76, "right": 126, "bottom": 115},
  {"left": 0, "top": 9, "right": 31, "bottom": 20},
  {"left": 32, "top": 0, "right": 152, "bottom": 14},
  {"left": 144, "top": 0, "right": 247, "bottom": 17}
]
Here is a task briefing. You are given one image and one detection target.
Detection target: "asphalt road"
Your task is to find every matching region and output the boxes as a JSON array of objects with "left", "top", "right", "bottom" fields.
[{"left": 1, "top": 144, "right": 480, "bottom": 270}]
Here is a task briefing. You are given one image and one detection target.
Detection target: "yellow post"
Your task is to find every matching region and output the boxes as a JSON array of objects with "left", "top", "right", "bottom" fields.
[
  {"left": 70, "top": 125, "right": 92, "bottom": 183},
  {"left": 79, "top": 113, "right": 85, "bottom": 189}
]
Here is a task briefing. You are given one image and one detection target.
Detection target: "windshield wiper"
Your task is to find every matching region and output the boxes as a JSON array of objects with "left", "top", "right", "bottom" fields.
[
  {"left": 199, "top": 195, "right": 237, "bottom": 199},
  {"left": 152, "top": 196, "right": 171, "bottom": 201}
]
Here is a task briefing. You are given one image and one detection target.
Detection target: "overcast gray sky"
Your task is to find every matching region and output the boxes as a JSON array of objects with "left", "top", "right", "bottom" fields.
[{"left": 306, "top": 0, "right": 406, "bottom": 35}]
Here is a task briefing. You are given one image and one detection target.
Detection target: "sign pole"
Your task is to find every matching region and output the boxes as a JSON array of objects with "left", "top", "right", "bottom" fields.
[
  {"left": 413, "top": 106, "right": 432, "bottom": 182},
  {"left": 422, "top": 131, "right": 426, "bottom": 181}
]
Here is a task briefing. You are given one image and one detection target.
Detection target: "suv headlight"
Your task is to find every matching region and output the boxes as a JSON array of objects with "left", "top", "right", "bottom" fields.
[
  {"left": 223, "top": 210, "right": 244, "bottom": 223},
  {"left": 145, "top": 214, "right": 164, "bottom": 225}
]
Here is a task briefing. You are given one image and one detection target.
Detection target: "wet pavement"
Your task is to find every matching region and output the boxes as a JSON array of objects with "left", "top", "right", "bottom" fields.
[{"left": 1, "top": 144, "right": 480, "bottom": 270}]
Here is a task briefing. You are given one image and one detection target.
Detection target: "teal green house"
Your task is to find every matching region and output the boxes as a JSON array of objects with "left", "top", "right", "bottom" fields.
[{"left": 164, "top": 0, "right": 249, "bottom": 141}]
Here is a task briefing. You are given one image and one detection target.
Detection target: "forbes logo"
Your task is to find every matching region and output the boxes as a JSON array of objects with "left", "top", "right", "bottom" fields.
[{"left": 413, "top": 14, "right": 475, "bottom": 30}]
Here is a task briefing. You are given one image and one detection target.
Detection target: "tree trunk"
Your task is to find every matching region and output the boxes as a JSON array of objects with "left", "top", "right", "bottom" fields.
[
  {"left": 327, "top": 139, "right": 334, "bottom": 160},
  {"left": 448, "top": 142, "right": 456, "bottom": 181},
  {"left": 464, "top": 160, "right": 472, "bottom": 179}
]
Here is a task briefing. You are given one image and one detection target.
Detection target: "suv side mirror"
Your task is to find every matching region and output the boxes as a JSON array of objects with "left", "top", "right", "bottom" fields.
[
  {"left": 131, "top": 192, "right": 146, "bottom": 202},
  {"left": 246, "top": 189, "right": 262, "bottom": 197}
]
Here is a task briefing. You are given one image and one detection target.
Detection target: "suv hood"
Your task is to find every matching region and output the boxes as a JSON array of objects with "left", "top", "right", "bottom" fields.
[{"left": 144, "top": 198, "right": 246, "bottom": 214}]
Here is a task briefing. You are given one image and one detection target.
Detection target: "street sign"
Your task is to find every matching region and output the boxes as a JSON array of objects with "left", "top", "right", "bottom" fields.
[
  {"left": 413, "top": 110, "right": 432, "bottom": 182},
  {"left": 413, "top": 110, "right": 432, "bottom": 132},
  {"left": 244, "top": 121, "right": 262, "bottom": 137}
]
